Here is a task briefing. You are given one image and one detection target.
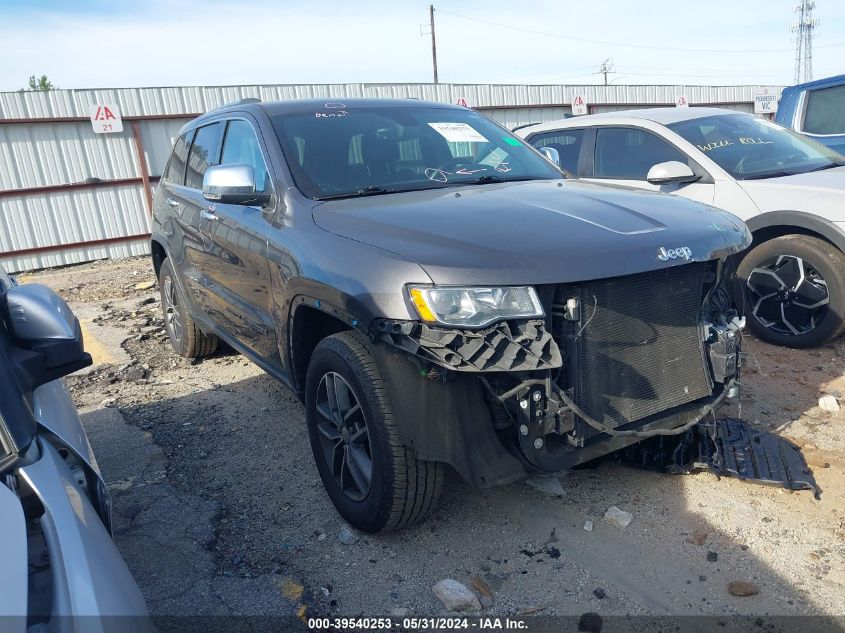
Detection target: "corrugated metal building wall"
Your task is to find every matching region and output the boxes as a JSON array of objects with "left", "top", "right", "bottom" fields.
[{"left": 0, "top": 82, "right": 783, "bottom": 272}]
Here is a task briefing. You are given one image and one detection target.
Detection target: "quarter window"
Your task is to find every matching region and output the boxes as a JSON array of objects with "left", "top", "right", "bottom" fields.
[
  {"left": 162, "top": 130, "right": 194, "bottom": 185},
  {"left": 185, "top": 123, "right": 223, "bottom": 190},
  {"left": 220, "top": 120, "right": 270, "bottom": 193},
  {"left": 594, "top": 127, "right": 687, "bottom": 180},
  {"left": 803, "top": 85, "right": 845, "bottom": 135},
  {"left": 527, "top": 129, "right": 585, "bottom": 174}
]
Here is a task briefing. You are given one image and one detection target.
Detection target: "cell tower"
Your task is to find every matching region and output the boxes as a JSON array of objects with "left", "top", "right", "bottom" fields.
[{"left": 791, "top": 0, "right": 818, "bottom": 84}]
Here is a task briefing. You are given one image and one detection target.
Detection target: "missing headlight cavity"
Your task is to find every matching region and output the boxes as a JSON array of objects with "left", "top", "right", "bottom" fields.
[{"left": 372, "top": 318, "right": 562, "bottom": 372}]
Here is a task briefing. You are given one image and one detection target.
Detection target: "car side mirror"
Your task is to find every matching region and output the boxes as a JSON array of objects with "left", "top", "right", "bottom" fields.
[
  {"left": 646, "top": 161, "right": 700, "bottom": 185},
  {"left": 203, "top": 164, "right": 264, "bottom": 205},
  {"left": 538, "top": 146, "right": 561, "bottom": 166},
  {"left": 3, "top": 284, "right": 92, "bottom": 391}
]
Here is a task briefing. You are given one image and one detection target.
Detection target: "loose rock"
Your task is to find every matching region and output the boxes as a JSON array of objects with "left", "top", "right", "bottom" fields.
[
  {"left": 818, "top": 395, "right": 840, "bottom": 413},
  {"left": 338, "top": 525, "right": 359, "bottom": 545},
  {"left": 134, "top": 280, "right": 156, "bottom": 291},
  {"left": 603, "top": 506, "right": 632, "bottom": 529},
  {"left": 525, "top": 476, "right": 566, "bottom": 496},
  {"left": 432, "top": 579, "right": 481, "bottom": 612},
  {"left": 592, "top": 587, "right": 606, "bottom": 599},
  {"left": 578, "top": 612, "right": 603, "bottom": 633},
  {"left": 471, "top": 576, "right": 494, "bottom": 603},
  {"left": 583, "top": 520, "right": 594, "bottom": 532},
  {"left": 707, "top": 551, "right": 718, "bottom": 562},
  {"left": 686, "top": 530, "right": 708, "bottom": 546},
  {"left": 728, "top": 581, "right": 759, "bottom": 597}
]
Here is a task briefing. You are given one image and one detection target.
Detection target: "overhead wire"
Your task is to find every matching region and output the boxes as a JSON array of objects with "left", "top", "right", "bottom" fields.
[{"left": 437, "top": 9, "right": 845, "bottom": 54}]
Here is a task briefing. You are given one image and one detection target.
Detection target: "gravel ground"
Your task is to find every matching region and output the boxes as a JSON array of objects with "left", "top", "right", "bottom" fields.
[{"left": 21, "top": 256, "right": 845, "bottom": 626}]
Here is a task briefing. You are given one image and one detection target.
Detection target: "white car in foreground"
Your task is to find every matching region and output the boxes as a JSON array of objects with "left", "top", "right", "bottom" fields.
[{"left": 517, "top": 107, "right": 845, "bottom": 348}]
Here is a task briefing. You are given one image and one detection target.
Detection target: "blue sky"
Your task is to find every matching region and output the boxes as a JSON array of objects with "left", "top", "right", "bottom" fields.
[{"left": 0, "top": 0, "right": 843, "bottom": 91}]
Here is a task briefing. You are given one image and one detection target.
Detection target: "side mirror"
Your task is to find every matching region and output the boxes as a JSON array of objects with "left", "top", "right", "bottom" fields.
[
  {"left": 539, "top": 146, "right": 561, "bottom": 166},
  {"left": 202, "top": 164, "right": 263, "bottom": 205},
  {"left": 646, "top": 161, "right": 700, "bottom": 185},
  {"left": 3, "top": 284, "right": 91, "bottom": 391}
]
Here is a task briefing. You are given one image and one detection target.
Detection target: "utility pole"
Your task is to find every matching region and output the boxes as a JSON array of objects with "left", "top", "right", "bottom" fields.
[
  {"left": 429, "top": 5, "right": 439, "bottom": 84},
  {"left": 597, "top": 58, "right": 615, "bottom": 85},
  {"left": 791, "top": 0, "right": 818, "bottom": 83}
]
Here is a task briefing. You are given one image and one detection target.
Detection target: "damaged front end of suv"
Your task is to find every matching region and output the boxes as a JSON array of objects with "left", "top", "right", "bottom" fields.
[
  {"left": 370, "top": 254, "right": 746, "bottom": 487},
  {"left": 155, "top": 98, "right": 819, "bottom": 533}
]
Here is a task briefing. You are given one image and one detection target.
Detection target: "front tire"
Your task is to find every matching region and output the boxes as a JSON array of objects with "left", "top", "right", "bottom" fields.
[
  {"left": 305, "top": 331, "right": 444, "bottom": 533},
  {"left": 158, "top": 258, "right": 219, "bottom": 358},
  {"left": 736, "top": 235, "right": 845, "bottom": 348}
]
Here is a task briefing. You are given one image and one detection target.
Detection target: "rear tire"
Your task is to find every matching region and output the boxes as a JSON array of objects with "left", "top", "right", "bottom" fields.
[
  {"left": 736, "top": 235, "right": 845, "bottom": 348},
  {"left": 158, "top": 258, "right": 219, "bottom": 358},
  {"left": 305, "top": 331, "right": 444, "bottom": 533}
]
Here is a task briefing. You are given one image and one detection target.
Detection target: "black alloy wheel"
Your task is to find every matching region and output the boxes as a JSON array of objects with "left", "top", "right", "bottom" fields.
[
  {"left": 736, "top": 235, "right": 845, "bottom": 348},
  {"left": 314, "top": 371, "right": 373, "bottom": 502}
]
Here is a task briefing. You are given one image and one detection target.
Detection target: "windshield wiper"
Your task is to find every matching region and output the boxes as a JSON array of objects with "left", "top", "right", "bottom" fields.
[
  {"left": 315, "top": 186, "right": 395, "bottom": 201},
  {"left": 471, "top": 174, "right": 506, "bottom": 184},
  {"left": 741, "top": 171, "right": 798, "bottom": 180},
  {"left": 805, "top": 162, "right": 845, "bottom": 173},
  {"left": 741, "top": 162, "right": 845, "bottom": 181},
  {"left": 464, "top": 175, "right": 552, "bottom": 185}
]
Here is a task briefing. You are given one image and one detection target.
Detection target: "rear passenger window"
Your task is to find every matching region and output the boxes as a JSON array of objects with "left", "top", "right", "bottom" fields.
[
  {"left": 220, "top": 120, "right": 270, "bottom": 193},
  {"left": 803, "top": 85, "right": 845, "bottom": 135},
  {"left": 594, "top": 127, "right": 687, "bottom": 180},
  {"left": 162, "top": 130, "right": 193, "bottom": 185},
  {"left": 185, "top": 123, "right": 223, "bottom": 190},
  {"left": 528, "top": 129, "right": 584, "bottom": 174}
]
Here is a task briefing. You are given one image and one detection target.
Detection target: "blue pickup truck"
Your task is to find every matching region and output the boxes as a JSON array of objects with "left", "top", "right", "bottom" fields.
[{"left": 776, "top": 74, "right": 845, "bottom": 155}]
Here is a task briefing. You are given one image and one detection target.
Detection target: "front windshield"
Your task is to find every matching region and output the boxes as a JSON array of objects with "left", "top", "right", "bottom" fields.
[
  {"left": 271, "top": 105, "right": 562, "bottom": 199},
  {"left": 667, "top": 113, "right": 845, "bottom": 180}
]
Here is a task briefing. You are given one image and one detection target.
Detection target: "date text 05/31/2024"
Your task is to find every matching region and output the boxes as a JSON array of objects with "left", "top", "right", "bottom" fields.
[{"left": 306, "top": 617, "right": 529, "bottom": 630}]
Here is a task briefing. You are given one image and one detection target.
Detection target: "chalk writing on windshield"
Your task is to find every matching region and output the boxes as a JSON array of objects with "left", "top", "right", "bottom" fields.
[
  {"left": 698, "top": 136, "right": 774, "bottom": 152},
  {"left": 738, "top": 137, "right": 774, "bottom": 145},
  {"left": 697, "top": 139, "right": 733, "bottom": 152}
]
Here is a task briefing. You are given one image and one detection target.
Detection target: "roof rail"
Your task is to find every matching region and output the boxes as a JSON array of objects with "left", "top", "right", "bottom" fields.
[
  {"left": 510, "top": 122, "right": 542, "bottom": 132},
  {"left": 206, "top": 97, "right": 262, "bottom": 113}
]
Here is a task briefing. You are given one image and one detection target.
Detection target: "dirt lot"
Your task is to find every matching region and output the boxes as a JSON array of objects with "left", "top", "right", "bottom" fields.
[{"left": 21, "top": 256, "right": 845, "bottom": 627}]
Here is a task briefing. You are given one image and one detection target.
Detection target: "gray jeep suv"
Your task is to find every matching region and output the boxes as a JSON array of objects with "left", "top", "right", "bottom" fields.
[{"left": 151, "top": 98, "right": 751, "bottom": 533}]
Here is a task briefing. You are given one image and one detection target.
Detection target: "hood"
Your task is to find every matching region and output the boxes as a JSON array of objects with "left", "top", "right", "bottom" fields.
[
  {"left": 738, "top": 166, "right": 845, "bottom": 221},
  {"left": 313, "top": 180, "right": 750, "bottom": 286}
]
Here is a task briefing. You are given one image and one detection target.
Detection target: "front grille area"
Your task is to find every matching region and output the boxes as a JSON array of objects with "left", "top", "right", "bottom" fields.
[{"left": 554, "top": 262, "right": 714, "bottom": 438}]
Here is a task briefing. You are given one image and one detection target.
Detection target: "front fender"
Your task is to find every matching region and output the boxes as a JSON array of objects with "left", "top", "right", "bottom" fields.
[
  {"left": 18, "top": 439, "right": 151, "bottom": 621},
  {"left": 745, "top": 210, "right": 845, "bottom": 252}
]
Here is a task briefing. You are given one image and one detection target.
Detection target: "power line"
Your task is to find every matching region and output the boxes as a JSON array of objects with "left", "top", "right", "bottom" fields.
[{"left": 437, "top": 9, "right": 845, "bottom": 53}]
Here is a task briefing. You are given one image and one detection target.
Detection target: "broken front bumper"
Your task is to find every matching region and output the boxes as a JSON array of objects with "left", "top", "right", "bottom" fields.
[
  {"left": 619, "top": 417, "right": 820, "bottom": 497},
  {"left": 372, "top": 313, "right": 744, "bottom": 467}
]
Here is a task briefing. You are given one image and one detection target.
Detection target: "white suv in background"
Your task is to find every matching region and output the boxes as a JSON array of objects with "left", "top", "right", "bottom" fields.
[{"left": 517, "top": 107, "right": 845, "bottom": 348}]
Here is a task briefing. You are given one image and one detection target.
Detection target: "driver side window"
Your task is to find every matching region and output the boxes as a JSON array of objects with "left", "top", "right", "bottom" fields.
[{"left": 594, "top": 127, "right": 687, "bottom": 180}]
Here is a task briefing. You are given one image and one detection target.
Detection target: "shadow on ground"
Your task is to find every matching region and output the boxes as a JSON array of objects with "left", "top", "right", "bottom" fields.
[{"left": 78, "top": 358, "right": 845, "bottom": 632}]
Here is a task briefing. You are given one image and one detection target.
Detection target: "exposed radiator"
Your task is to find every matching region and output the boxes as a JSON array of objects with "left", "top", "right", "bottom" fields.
[{"left": 555, "top": 262, "right": 714, "bottom": 438}]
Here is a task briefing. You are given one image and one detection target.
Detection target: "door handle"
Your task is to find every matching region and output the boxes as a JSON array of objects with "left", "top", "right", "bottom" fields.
[
  {"left": 165, "top": 197, "right": 180, "bottom": 208},
  {"left": 200, "top": 209, "right": 218, "bottom": 221}
]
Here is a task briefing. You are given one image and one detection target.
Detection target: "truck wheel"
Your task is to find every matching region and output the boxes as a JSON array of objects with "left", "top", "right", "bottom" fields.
[
  {"left": 736, "top": 235, "right": 845, "bottom": 348},
  {"left": 158, "top": 258, "right": 219, "bottom": 358},
  {"left": 305, "top": 331, "right": 444, "bottom": 533}
]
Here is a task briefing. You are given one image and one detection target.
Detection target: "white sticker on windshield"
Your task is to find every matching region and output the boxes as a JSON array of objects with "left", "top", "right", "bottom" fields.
[{"left": 428, "top": 122, "right": 488, "bottom": 143}]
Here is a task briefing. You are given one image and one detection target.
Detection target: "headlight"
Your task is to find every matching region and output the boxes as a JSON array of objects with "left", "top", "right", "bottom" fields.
[{"left": 407, "top": 285, "right": 544, "bottom": 328}]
